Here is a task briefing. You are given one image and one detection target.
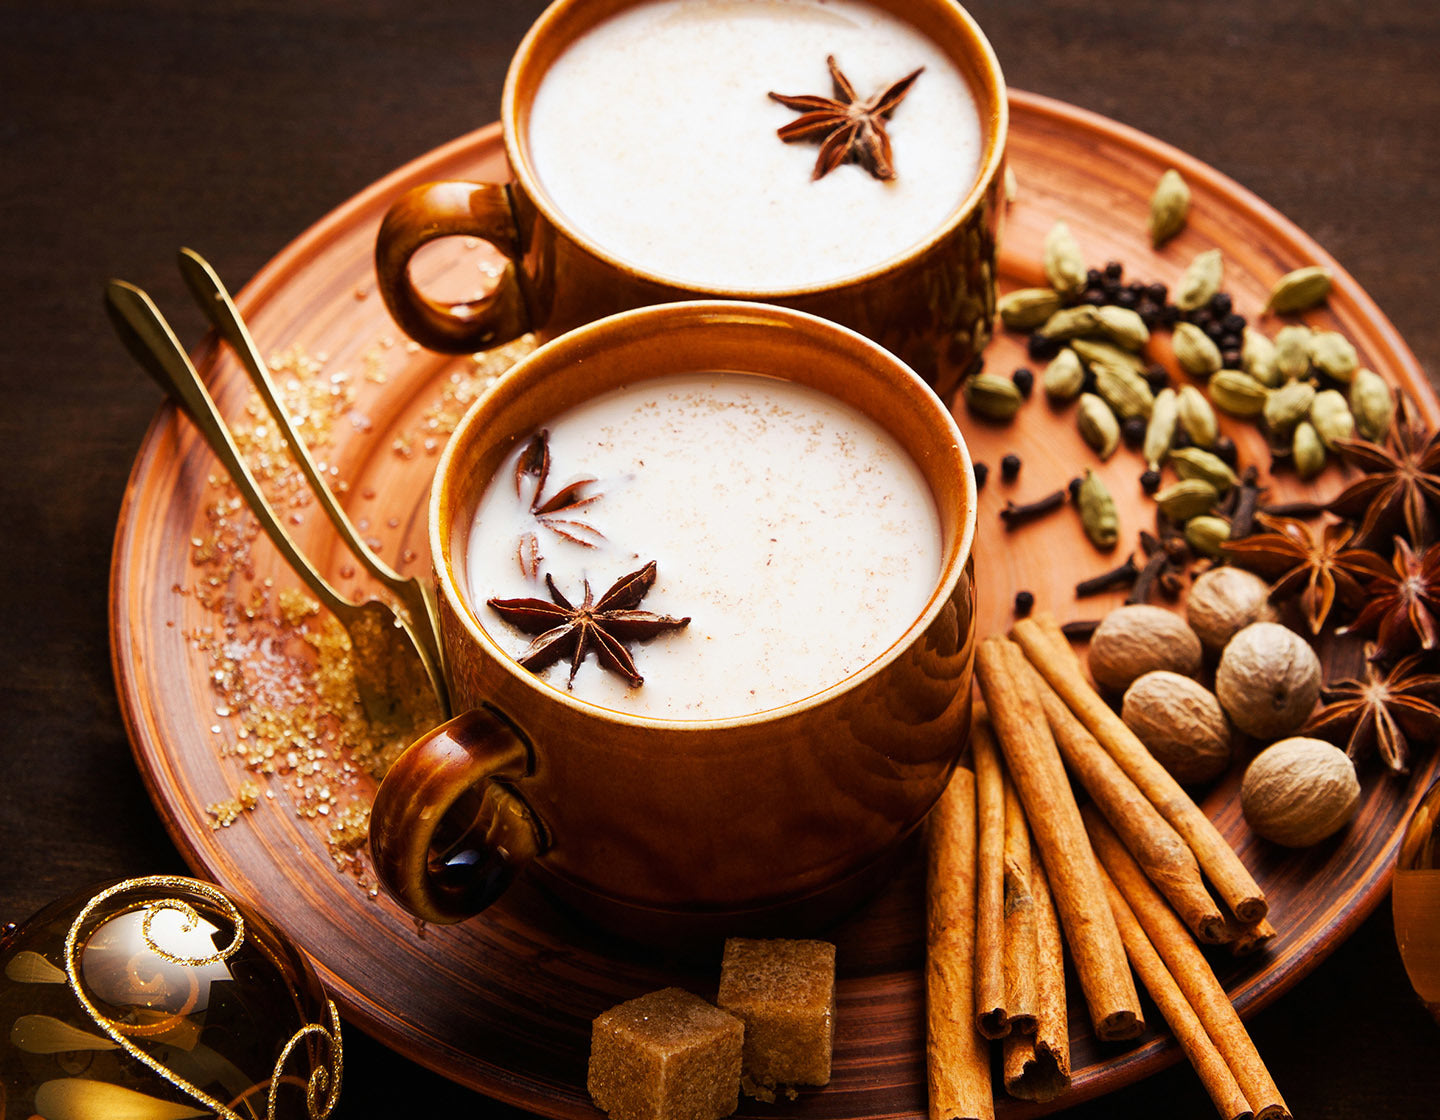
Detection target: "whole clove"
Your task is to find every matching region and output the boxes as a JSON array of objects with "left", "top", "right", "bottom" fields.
[
  {"left": 1000, "top": 488, "right": 1067, "bottom": 529},
  {"left": 1075, "top": 555, "right": 1140, "bottom": 597}
]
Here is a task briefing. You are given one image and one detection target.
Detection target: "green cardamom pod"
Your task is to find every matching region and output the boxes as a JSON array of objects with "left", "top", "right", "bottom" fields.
[
  {"left": 1077, "top": 393, "right": 1121, "bottom": 460},
  {"left": 1077, "top": 469, "right": 1119, "bottom": 549},
  {"left": 1042, "top": 348, "right": 1086, "bottom": 400},
  {"left": 1037, "top": 303, "right": 1105, "bottom": 340},
  {"left": 1242, "top": 328, "right": 1281, "bottom": 387},
  {"left": 1309, "top": 330, "right": 1359, "bottom": 383},
  {"left": 1292, "top": 420, "right": 1327, "bottom": 479},
  {"left": 1168, "top": 446, "right": 1239, "bottom": 493},
  {"left": 1310, "top": 389, "right": 1355, "bottom": 449},
  {"left": 1149, "top": 168, "right": 1190, "bottom": 247},
  {"left": 1175, "top": 249, "right": 1225, "bottom": 312},
  {"left": 1208, "top": 369, "right": 1269, "bottom": 417},
  {"left": 1095, "top": 305, "right": 1150, "bottom": 351},
  {"left": 1155, "top": 478, "right": 1219, "bottom": 522},
  {"left": 1044, "top": 221, "right": 1088, "bottom": 297},
  {"left": 962, "top": 373, "right": 1024, "bottom": 421},
  {"left": 1143, "top": 387, "right": 1178, "bottom": 468},
  {"left": 1176, "top": 384, "right": 1218, "bottom": 448},
  {"left": 1094, "top": 365, "right": 1155, "bottom": 420},
  {"left": 1072, "top": 337, "right": 1148, "bottom": 377},
  {"left": 1184, "top": 515, "right": 1232, "bottom": 560},
  {"left": 1349, "top": 368, "right": 1394, "bottom": 443},
  {"left": 1263, "top": 379, "right": 1317, "bottom": 434},
  {"left": 997, "top": 287, "right": 1063, "bottom": 331},
  {"left": 1265, "top": 265, "right": 1333, "bottom": 314},
  {"left": 1273, "top": 325, "right": 1314, "bottom": 380},
  {"left": 1172, "top": 321, "right": 1222, "bottom": 378}
]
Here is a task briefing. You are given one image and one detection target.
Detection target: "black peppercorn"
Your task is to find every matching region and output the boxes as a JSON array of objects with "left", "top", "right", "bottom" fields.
[
  {"left": 1222, "top": 312, "right": 1247, "bottom": 335},
  {"left": 1146, "top": 281, "right": 1168, "bottom": 304},
  {"left": 1122, "top": 414, "right": 1147, "bottom": 448},
  {"left": 974, "top": 461, "right": 989, "bottom": 490},
  {"left": 1141, "top": 468, "right": 1162, "bottom": 494},
  {"left": 1104, "top": 260, "right": 1124, "bottom": 281},
  {"left": 1014, "top": 590, "right": 1036, "bottom": 617},
  {"left": 1086, "top": 267, "right": 1104, "bottom": 288},
  {"left": 1172, "top": 425, "right": 1193, "bottom": 449},
  {"left": 1001, "top": 453, "right": 1022, "bottom": 482},
  {"left": 1116, "top": 287, "right": 1140, "bottom": 310},
  {"left": 1144, "top": 363, "right": 1170, "bottom": 392},
  {"left": 1214, "top": 435, "right": 1238, "bottom": 467},
  {"left": 1210, "top": 291, "right": 1234, "bottom": 316},
  {"left": 1027, "top": 333, "right": 1061, "bottom": 360},
  {"left": 1012, "top": 367, "right": 1035, "bottom": 397},
  {"left": 1159, "top": 304, "right": 1181, "bottom": 328}
]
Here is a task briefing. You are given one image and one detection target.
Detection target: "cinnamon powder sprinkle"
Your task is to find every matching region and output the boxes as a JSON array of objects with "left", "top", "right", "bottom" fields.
[{"left": 178, "top": 335, "right": 535, "bottom": 893}]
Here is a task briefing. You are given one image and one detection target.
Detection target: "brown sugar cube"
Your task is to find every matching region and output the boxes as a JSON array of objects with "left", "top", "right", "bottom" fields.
[
  {"left": 716, "top": 937, "right": 836, "bottom": 1100},
  {"left": 587, "top": 987, "right": 743, "bottom": 1120}
]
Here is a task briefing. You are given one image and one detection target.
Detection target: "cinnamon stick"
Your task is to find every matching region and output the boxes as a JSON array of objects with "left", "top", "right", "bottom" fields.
[
  {"left": 1000, "top": 775, "right": 1038, "bottom": 1036},
  {"left": 1014, "top": 654, "right": 1226, "bottom": 944},
  {"left": 974, "top": 636, "right": 1143, "bottom": 1041},
  {"left": 925, "top": 767, "right": 994, "bottom": 1120},
  {"left": 1002, "top": 842, "right": 1070, "bottom": 1103},
  {"left": 1011, "top": 616, "right": 1268, "bottom": 924},
  {"left": 1094, "top": 858, "right": 1253, "bottom": 1120},
  {"left": 1218, "top": 914, "right": 1278, "bottom": 957},
  {"left": 1085, "top": 808, "right": 1290, "bottom": 1120},
  {"left": 971, "top": 707, "right": 1010, "bottom": 1039}
]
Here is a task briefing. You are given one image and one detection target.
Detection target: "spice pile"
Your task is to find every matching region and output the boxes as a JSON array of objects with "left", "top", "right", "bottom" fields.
[{"left": 928, "top": 165, "right": 1440, "bottom": 1120}]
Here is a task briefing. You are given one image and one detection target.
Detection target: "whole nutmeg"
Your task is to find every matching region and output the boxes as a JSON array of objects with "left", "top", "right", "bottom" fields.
[
  {"left": 1215, "top": 622, "right": 1321, "bottom": 738},
  {"left": 1087, "top": 604, "right": 1203, "bottom": 694},
  {"left": 1186, "top": 566, "right": 1279, "bottom": 654},
  {"left": 1122, "top": 670, "right": 1232, "bottom": 784},
  {"left": 1241, "top": 737, "right": 1360, "bottom": 847}
]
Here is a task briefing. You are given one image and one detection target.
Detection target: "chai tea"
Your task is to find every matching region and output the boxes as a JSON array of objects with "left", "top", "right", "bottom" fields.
[
  {"left": 525, "top": 0, "right": 984, "bottom": 291},
  {"left": 466, "top": 371, "right": 943, "bottom": 719}
]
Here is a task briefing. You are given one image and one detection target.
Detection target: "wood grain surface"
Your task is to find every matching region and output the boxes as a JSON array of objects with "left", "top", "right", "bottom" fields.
[{"left": 5, "top": 3, "right": 1440, "bottom": 1118}]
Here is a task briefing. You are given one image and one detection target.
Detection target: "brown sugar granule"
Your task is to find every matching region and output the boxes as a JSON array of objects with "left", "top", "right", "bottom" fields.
[
  {"left": 716, "top": 937, "right": 836, "bottom": 1101},
  {"left": 588, "top": 988, "right": 743, "bottom": 1120}
]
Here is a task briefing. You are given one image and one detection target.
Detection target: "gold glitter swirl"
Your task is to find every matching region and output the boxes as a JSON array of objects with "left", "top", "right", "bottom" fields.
[
  {"left": 268, "top": 999, "right": 343, "bottom": 1120},
  {"left": 63, "top": 875, "right": 343, "bottom": 1120}
]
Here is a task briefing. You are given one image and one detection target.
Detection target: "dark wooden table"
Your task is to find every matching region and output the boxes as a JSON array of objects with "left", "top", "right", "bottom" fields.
[{"left": 4, "top": 2, "right": 1439, "bottom": 1116}]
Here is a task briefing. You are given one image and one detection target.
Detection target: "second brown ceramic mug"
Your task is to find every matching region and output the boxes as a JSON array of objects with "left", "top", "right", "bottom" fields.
[
  {"left": 367, "top": 301, "right": 977, "bottom": 936},
  {"left": 374, "top": 0, "right": 1008, "bottom": 400}
]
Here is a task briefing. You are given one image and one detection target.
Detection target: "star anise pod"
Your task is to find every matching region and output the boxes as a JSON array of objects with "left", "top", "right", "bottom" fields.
[
  {"left": 514, "top": 430, "right": 604, "bottom": 578},
  {"left": 1303, "top": 645, "right": 1440, "bottom": 772},
  {"left": 1327, "top": 390, "right": 1440, "bottom": 549},
  {"left": 1340, "top": 536, "right": 1440, "bottom": 661},
  {"left": 486, "top": 561, "right": 689, "bottom": 689},
  {"left": 1220, "top": 512, "right": 1391, "bottom": 635},
  {"left": 768, "top": 55, "right": 924, "bottom": 181}
]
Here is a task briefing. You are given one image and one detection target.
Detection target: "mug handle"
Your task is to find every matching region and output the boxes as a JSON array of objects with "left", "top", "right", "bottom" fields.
[
  {"left": 369, "top": 708, "right": 544, "bottom": 923},
  {"left": 374, "top": 180, "right": 531, "bottom": 354}
]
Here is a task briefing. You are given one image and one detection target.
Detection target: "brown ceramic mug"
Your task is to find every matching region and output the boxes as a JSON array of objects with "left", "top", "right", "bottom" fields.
[
  {"left": 373, "top": 0, "right": 1007, "bottom": 400},
  {"left": 368, "top": 301, "right": 977, "bottom": 935}
]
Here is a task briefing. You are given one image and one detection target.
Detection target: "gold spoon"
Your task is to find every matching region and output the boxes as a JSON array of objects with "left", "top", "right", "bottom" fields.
[
  {"left": 175, "top": 247, "right": 448, "bottom": 698},
  {"left": 105, "top": 277, "right": 449, "bottom": 724}
]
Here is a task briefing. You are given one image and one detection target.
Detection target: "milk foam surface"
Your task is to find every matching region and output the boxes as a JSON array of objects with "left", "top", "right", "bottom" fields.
[
  {"left": 466, "top": 372, "right": 943, "bottom": 719},
  {"left": 526, "top": 0, "right": 983, "bottom": 291}
]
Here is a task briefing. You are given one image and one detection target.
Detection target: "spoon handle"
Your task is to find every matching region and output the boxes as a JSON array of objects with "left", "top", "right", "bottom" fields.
[{"left": 105, "top": 278, "right": 355, "bottom": 620}]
